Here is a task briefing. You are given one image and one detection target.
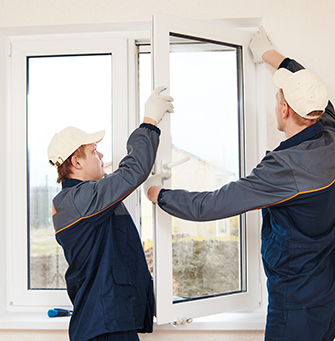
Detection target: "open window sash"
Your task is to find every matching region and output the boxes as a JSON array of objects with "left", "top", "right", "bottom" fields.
[{"left": 151, "top": 13, "right": 261, "bottom": 325}]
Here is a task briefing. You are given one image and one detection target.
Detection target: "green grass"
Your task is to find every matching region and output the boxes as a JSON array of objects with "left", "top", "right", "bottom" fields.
[{"left": 30, "top": 227, "right": 62, "bottom": 258}]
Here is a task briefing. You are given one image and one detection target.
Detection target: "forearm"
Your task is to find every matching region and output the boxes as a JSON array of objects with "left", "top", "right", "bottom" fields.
[
  {"left": 93, "top": 125, "right": 160, "bottom": 209},
  {"left": 157, "top": 184, "right": 252, "bottom": 222},
  {"left": 120, "top": 124, "right": 160, "bottom": 183},
  {"left": 156, "top": 152, "right": 299, "bottom": 222},
  {"left": 262, "top": 50, "right": 285, "bottom": 69},
  {"left": 157, "top": 181, "right": 268, "bottom": 222}
]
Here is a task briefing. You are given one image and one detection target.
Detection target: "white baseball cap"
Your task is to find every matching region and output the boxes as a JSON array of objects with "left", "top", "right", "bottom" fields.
[
  {"left": 48, "top": 126, "right": 105, "bottom": 167},
  {"left": 273, "top": 68, "right": 328, "bottom": 119}
]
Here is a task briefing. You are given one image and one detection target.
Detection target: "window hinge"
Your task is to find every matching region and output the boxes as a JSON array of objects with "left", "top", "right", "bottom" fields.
[{"left": 170, "top": 316, "right": 193, "bottom": 327}]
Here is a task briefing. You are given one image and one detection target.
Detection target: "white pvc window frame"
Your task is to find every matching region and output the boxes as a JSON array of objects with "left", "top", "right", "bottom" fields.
[
  {"left": 7, "top": 34, "right": 129, "bottom": 310},
  {"left": 1, "top": 18, "right": 267, "bottom": 329},
  {"left": 151, "top": 13, "right": 262, "bottom": 325}
]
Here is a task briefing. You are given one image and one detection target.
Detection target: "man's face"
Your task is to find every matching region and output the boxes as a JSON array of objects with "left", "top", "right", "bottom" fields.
[
  {"left": 275, "top": 91, "right": 285, "bottom": 132},
  {"left": 78, "top": 143, "right": 105, "bottom": 181}
]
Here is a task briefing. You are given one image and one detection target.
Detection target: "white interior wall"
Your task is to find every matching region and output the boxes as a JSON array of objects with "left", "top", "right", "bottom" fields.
[
  {"left": 1, "top": 0, "right": 334, "bottom": 340},
  {"left": 1, "top": 0, "right": 335, "bottom": 151}
]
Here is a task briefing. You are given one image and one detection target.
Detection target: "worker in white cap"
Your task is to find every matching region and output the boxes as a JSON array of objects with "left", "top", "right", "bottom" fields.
[
  {"left": 48, "top": 87, "right": 173, "bottom": 341},
  {"left": 144, "top": 27, "right": 335, "bottom": 341}
]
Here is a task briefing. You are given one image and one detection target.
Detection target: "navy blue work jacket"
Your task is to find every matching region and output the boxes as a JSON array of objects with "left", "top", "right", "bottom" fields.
[
  {"left": 158, "top": 58, "right": 335, "bottom": 311},
  {"left": 52, "top": 124, "right": 159, "bottom": 341}
]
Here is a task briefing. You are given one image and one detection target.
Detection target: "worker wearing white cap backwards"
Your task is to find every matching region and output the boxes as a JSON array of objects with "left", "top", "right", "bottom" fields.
[
  {"left": 144, "top": 27, "right": 335, "bottom": 341},
  {"left": 48, "top": 87, "right": 173, "bottom": 341}
]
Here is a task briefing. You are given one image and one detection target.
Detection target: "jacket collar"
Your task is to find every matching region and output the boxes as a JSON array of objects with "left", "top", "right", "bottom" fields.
[
  {"left": 62, "top": 178, "right": 82, "bottom": 189},
  {"left": 274, "top": 121, "right": 324, "bottom": 152}
]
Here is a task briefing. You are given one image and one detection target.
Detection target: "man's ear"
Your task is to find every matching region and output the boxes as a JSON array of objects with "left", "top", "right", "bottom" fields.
[
  {"left": 282, "top": 101, "right": 290, "bottom": 119},
  {"left": 71, "top": 155, "right": 82, "bottom": 170}
]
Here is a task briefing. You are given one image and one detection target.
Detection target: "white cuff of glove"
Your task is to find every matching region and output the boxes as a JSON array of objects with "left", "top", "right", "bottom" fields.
[{"left": 143, "top": 172, "right": 172, "bottom": 200}]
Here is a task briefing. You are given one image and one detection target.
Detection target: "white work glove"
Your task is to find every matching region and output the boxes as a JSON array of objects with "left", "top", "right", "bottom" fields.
[
  {"left": 142, "top": 172, "right": 172, "bottom": 200},
  {"left": 144, "top": 86, "right": 174, "bottom": 124},
  {"left": 249, "top": 26, "right": 275, "bottom": 63}
]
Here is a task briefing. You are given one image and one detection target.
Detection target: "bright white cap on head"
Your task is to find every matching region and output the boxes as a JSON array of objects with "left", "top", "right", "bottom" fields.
[
  {"left": 48, "top": 126, "right": 105, "bottom": 167},
  {"left": 273, "top": 68, "right": 328, "bottom": 119}
]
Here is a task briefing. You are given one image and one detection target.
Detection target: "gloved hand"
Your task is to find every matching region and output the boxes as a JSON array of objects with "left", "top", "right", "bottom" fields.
[
  {"left": 249, "top": 26, "right": 275, "bottom": 63},
  {"left": 144, "top": 86, "right": 174, "bottom": 124},
  {"left": 143, "top": 172, "right": 172, "bottom": 201}
]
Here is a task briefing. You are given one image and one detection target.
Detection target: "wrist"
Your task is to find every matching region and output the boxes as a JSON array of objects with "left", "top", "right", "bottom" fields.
[
  {"left": 148, "top": 186, "right": 161, "bottom": 204},
  {"left": 143, "top": 117, "right": 158, "bottom": 126},
  {"left": 262, "top": 50, "right": 285, "bottom": 69}
]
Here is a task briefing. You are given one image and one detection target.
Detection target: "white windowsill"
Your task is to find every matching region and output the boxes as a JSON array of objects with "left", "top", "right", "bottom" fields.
[
  {"left": 0, "top": 310, "right": 266, "bottom": 331},
  {"left": 0, "top": 312, "right": 70, "bottom": 330}
]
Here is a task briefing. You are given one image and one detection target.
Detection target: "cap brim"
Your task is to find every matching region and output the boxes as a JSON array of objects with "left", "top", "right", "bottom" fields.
[
  {"left": 273, "top": 68, "right": 293, "bottom": 88},
  {"left": 83, "top": 130, "right": 105, "bottom": 145}
]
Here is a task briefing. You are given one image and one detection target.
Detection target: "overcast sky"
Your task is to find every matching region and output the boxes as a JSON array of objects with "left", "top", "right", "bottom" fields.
[{"left": 28, "top": 45, "right": 240, "bottom": 189}]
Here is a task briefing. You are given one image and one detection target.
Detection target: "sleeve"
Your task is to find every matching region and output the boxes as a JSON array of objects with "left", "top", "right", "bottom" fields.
[
  {"left": 279, "top": 57, "right": 335, "bottom": 128},
  {"left": 73, "top": 123, "right": 160, "bottom": 217},
  {"left": 157, "top": 152, "right": 299, "bottom": 221}
]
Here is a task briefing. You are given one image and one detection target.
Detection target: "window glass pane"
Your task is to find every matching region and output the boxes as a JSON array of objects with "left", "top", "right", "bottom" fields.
[
  {"left": 139, "top": 37, "right": 245, "bottom": 301},
  {"left": 27, "top": 54, "right": 112, "bottom": 289},
  {"left": 169, "top": 35, "right": 244, "bottom": 302}
]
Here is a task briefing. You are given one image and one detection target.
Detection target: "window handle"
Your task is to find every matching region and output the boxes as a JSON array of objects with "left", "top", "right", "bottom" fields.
[{"left": 161, "top": 156, "right": 190, "bottom": 173}]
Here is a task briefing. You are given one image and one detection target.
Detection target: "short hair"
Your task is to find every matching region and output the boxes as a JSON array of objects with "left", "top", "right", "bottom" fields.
[
  {"left": 278, "top": 89, "right": 323, "bottom": 126},
  {"left": 54, "top": 145, "right": 87, "bottom": 183}
]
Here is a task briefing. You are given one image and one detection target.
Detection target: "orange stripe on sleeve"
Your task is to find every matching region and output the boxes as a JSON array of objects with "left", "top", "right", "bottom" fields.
[
  {"left": 52, "top": 203, "right": 57, "bottom": 216},
  {"left": 255, "top": 178, "right": 335, "bottom": 211}
]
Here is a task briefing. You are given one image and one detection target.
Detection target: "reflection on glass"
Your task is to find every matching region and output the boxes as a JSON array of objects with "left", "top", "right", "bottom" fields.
[{"left": 27, "top": 54, "right": 112, "bottom": 289}]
